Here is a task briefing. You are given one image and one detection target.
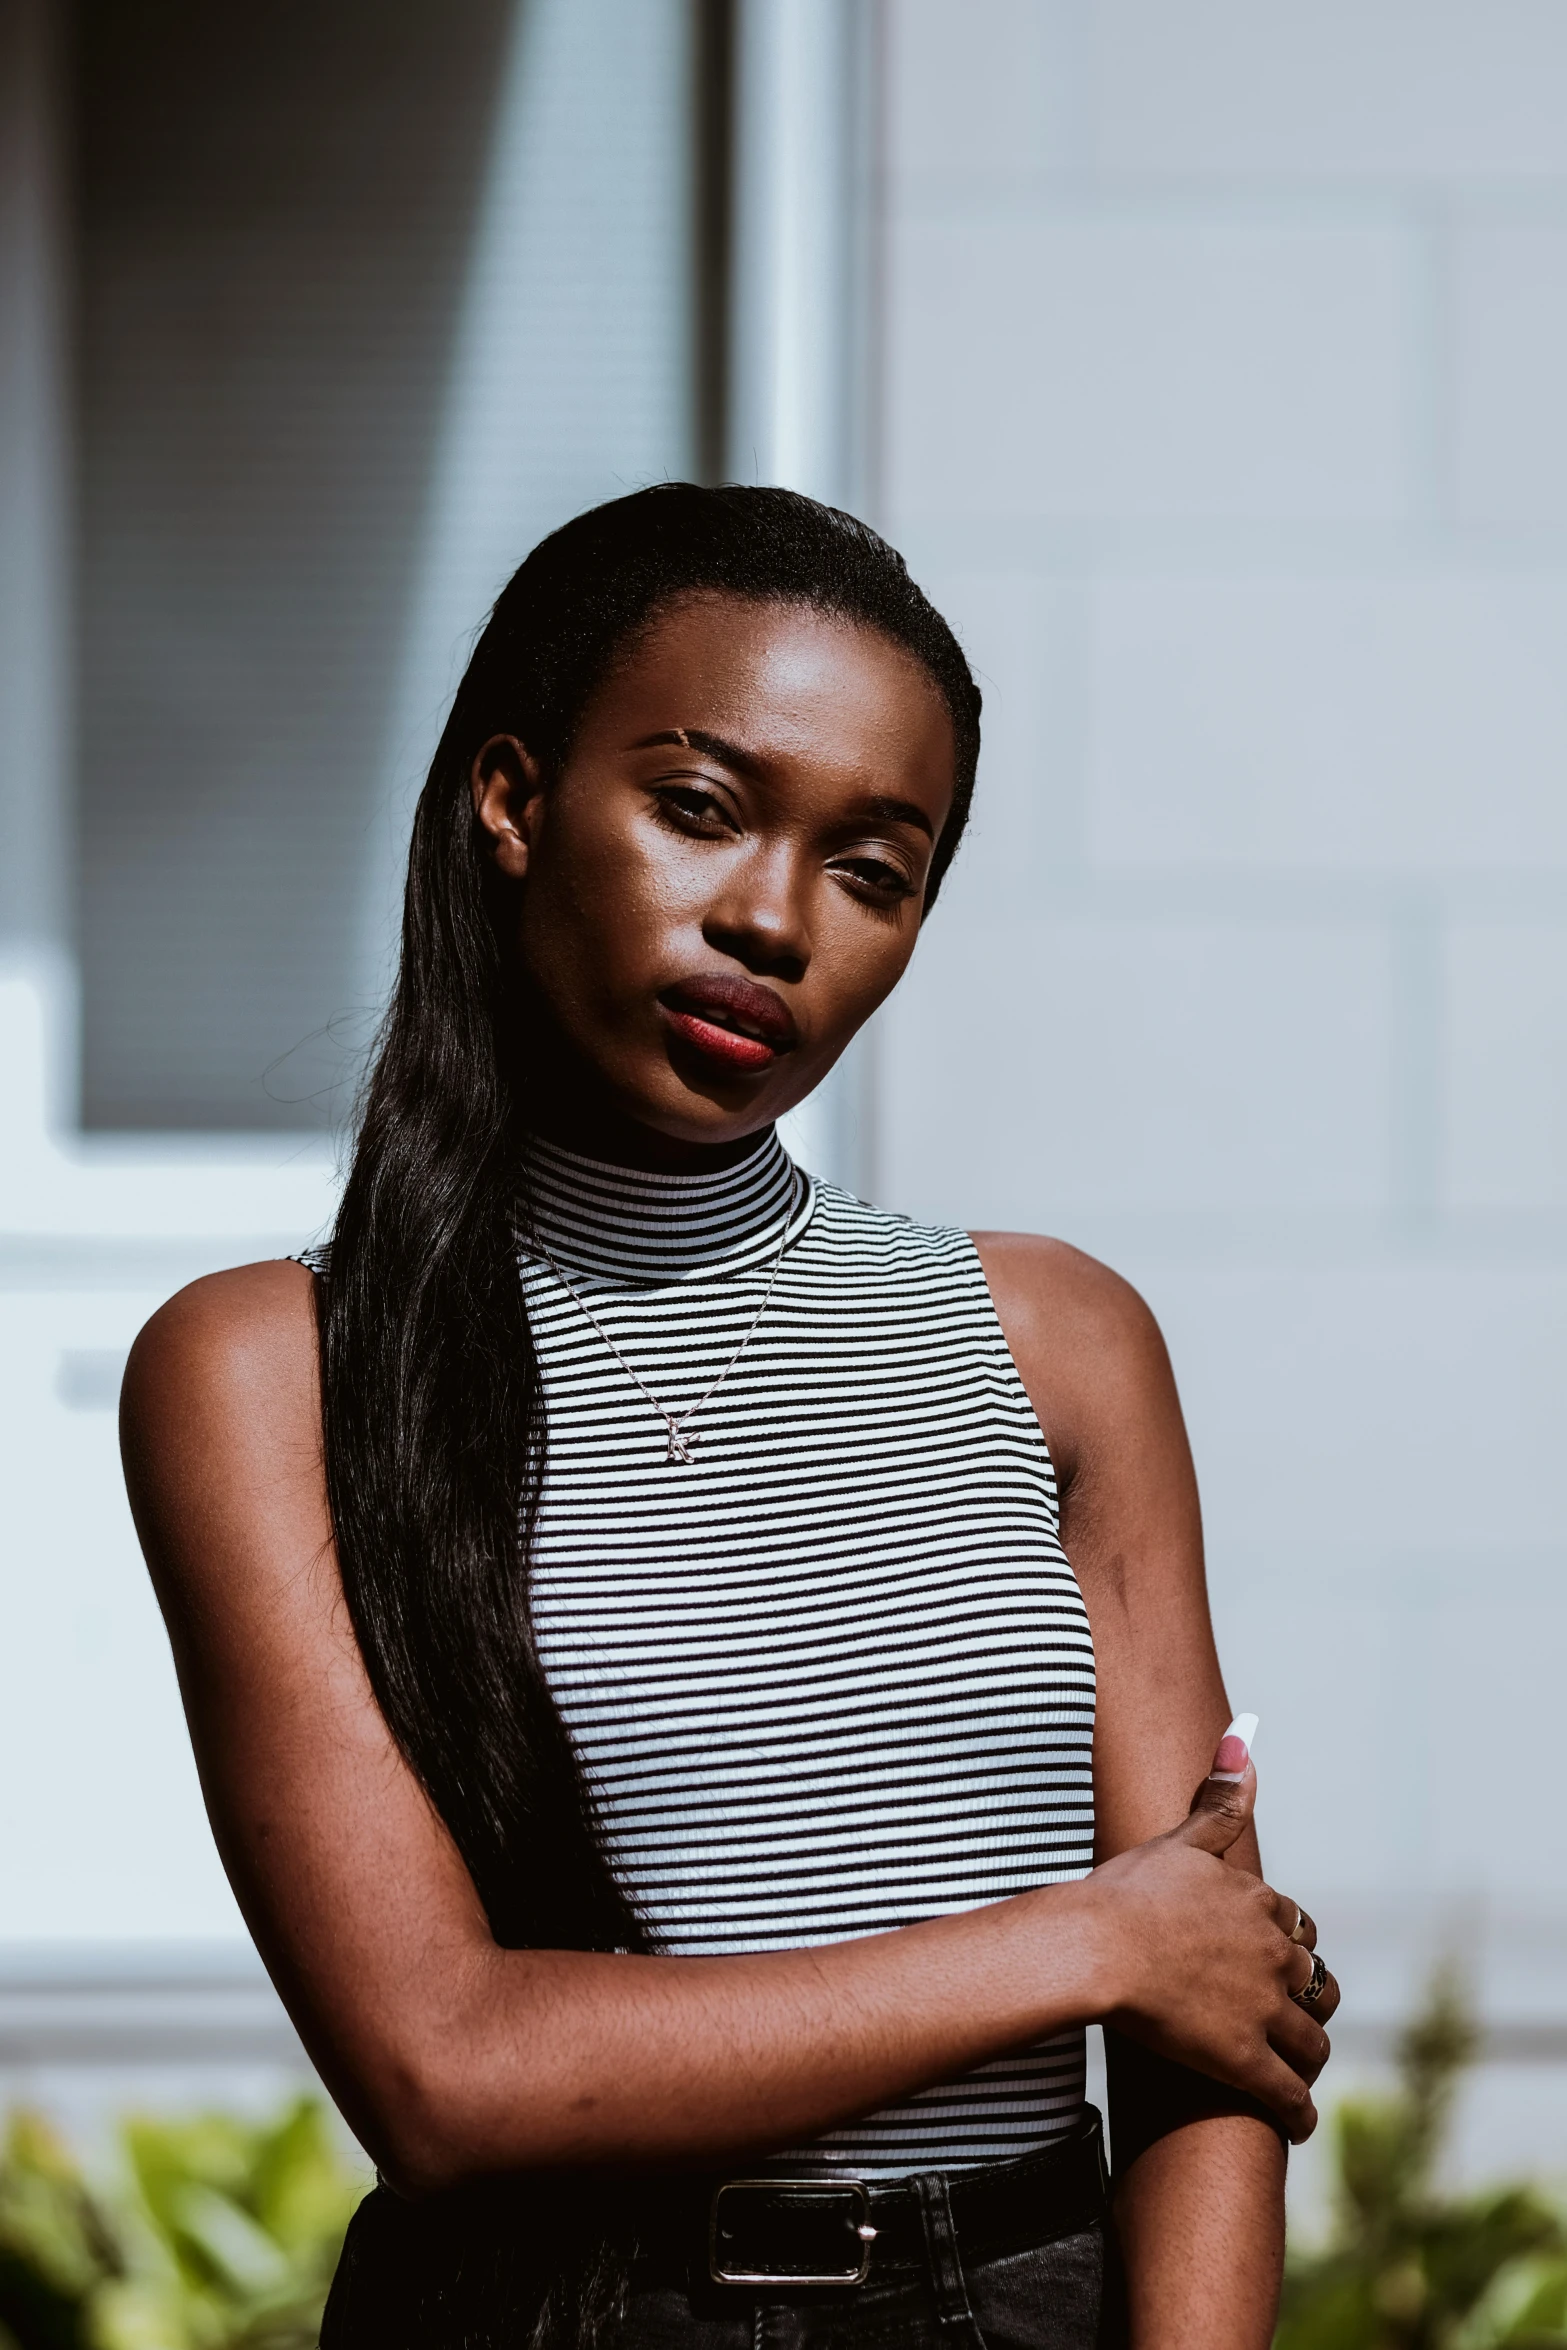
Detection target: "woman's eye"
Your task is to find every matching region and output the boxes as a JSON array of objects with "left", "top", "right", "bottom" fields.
[
  {"left": 653, "top": 785, "right": 735, "bottom": 834},
  {"left": 834, "top": 853, "right": 917, "bottom": 902}
]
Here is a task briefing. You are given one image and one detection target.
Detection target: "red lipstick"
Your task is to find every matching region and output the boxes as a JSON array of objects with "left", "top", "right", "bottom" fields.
[
  {"left": 663, "top": 1011, "right": 778, "bottom": 1070},
  {"left": 659, "top": 976, "right": 798, "bottom": 1074}
]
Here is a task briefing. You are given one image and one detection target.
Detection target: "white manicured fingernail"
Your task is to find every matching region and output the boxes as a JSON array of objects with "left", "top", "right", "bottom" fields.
[{"left": 1209, "top": 1712, "right": 1259, "bottom": 1783}]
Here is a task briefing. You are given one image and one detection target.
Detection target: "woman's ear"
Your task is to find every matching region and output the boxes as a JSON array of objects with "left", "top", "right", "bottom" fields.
[{"left": 471, "top": 735, "right": 546, "bottom": 881}]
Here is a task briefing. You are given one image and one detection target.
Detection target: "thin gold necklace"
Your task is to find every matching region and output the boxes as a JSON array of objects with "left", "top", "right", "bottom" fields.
[{"left": 529, "top": 1203, "right": 795, "bottom": 1464}]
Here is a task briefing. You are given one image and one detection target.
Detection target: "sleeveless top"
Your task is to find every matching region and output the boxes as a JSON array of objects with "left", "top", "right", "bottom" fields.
[{"left": 519, "top": 1127, "right": 1096, "bottom": 2176}]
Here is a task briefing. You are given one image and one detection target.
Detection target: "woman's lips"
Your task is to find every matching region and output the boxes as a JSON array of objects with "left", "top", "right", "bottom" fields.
[
  {"left": 661, "top": 1007, "right": 780, "bottom": 1072},
  {"left": 658, "top": 980, "right": 797, "bottom": 1073}
]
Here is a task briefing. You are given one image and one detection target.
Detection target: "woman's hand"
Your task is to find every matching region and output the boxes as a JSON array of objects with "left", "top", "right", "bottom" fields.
[{"left": 1084, "top": 1729, "right": 1337, "bottom": 2142}]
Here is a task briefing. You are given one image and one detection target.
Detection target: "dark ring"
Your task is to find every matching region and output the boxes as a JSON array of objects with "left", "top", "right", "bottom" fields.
[{"left": 1291, "top": 1951, "right": 1328, "bottom": 2010}]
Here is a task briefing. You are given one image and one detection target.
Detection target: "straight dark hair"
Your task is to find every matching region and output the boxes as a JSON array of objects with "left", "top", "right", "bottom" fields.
[{"left": 315, "top": 485, "right": 980, "bottom": 2346}]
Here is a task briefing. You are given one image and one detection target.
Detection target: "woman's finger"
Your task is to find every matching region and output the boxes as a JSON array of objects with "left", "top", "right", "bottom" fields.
[
  {"left": 1304, "top": 1966, "right": 1340, "bottom": 2027},
  {"left": 1246, "top": 2052, "right": 1318, "bottom": 2143},
  {"left": 1288, "top": 1943, "right": 1317, "bottom": 1997},
  {"left": 1288, "top": 1943, "right": 1339, "bottom": 2009},
  {"left": 1271, "top": 1892, "right": 1316, "bottom": 1948},
  {"left": 1269, "top": 2004, "right": 1331, "bottom": 2083}
]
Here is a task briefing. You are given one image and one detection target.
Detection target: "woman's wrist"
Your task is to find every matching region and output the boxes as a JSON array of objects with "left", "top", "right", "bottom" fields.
[
  {"left": 1055, "top": 1868, "right": 1133, "bottom": 2025},
  {"left": 982, "top": 1874, "right": 1128, "bottom": 2042}
]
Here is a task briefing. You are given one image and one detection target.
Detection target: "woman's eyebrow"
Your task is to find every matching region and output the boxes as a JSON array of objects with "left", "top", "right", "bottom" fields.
[
  {"left": 631, "top": 726, "right": 763, "bottom": 777},
  {"left": 853, "top": 794, "right": 935, "bottom": 841}
]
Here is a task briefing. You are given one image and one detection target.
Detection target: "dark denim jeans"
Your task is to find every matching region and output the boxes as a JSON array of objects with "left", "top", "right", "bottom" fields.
[{"left": 612, "top": 2169, "right": 1120, "bottom": 2349}]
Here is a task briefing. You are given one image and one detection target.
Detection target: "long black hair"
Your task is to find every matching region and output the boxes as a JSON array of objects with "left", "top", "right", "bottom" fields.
[{"left": 315, "top": 486, "right": 980, "bottom": 2341}]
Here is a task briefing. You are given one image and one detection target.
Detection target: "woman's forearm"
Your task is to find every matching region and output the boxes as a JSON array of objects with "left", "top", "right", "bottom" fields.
[
  {"left": 339, "top": 1879, "right": 1111, "bottom": 2195},
  {"left": 299, "top": 1765, "right": 1321, "bottom": 2197},
  {"left": 1114, "top": 2117, "right": 1285, "bottom": 2350}
]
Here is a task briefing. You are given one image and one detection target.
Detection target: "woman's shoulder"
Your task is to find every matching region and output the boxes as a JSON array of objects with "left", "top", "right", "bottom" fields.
[
  {"left": 967, "top": 1230, "right": 1178, "bottom": 1492},
  {"left": 122, "top": 1260, "right": 322, "bottom": 1486},
  {"left": 969, "top": 1229, "right": 1161, "bottom": 1346},
  {"left": 127, "top": 1255, "right": 318, "bottom": 1378},
  {"left": 121, "top": 1259, "right": 329, "bottom": 1629}
]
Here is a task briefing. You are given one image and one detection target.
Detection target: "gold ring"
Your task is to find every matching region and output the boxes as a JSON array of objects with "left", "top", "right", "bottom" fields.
[
  {"left": 1289, "top": 1905, "right": 1310, "bottom": 1947},
  {"left": 1291, "top": 1952, "right": 1328, "bottom": 2010}
]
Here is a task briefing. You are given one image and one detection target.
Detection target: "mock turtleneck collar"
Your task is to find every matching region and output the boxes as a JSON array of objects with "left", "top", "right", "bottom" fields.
[{"left": 519, "top": 1126, "right": 811, "bottom": 1286}]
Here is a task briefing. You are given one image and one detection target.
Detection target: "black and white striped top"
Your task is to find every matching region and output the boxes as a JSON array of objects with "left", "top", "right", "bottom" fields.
[{"left": 520, "top": 1128, "right": 1096, "bottom": 2175}]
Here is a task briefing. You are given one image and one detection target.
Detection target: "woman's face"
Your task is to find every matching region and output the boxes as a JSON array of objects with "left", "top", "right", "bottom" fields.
[{"left": 472, "top": 592, "right": 957, "bottom": 1158}]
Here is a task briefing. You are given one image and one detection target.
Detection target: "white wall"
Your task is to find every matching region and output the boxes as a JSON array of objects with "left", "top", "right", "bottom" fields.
[{"left": 875, "top": 0, "right": 1567, "bottom": 2201}]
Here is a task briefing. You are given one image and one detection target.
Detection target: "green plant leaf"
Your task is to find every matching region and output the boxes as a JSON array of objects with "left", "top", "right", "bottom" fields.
[
  {"left": 1278, "top": 1968, "right": 1567, "bottom": 2350},
  {"left": 0, "top": 2095, "right": 365, "bottom": 2350}
]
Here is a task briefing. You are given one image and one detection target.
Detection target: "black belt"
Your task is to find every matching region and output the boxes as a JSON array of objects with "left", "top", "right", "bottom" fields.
[{"left": 631, "top": 2109, "right": 1109, "bottom": 2294}]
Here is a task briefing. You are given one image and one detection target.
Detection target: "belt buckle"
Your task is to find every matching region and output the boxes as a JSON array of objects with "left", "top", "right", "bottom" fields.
[{"left": 708, "top": 2177, "right": 876, "bottom": 2288}]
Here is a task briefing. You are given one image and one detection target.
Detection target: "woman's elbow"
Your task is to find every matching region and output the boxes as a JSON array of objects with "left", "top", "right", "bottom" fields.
[
  {"left": 360, "top": 2062, "right": 491, "bottom": 2199},
  {"left": 355, "top": 2028, "right": 560, "bottom": 2199}
]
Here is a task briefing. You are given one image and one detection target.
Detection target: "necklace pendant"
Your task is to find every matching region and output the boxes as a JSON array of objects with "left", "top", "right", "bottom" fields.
[{"left": 663, "top": 1420, "right": 697, "bottom": 1465}]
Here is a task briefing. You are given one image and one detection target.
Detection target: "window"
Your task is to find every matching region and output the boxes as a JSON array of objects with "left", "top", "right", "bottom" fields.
[{"left": 75, "top": 0, "right": 704, "bottom": 1128}]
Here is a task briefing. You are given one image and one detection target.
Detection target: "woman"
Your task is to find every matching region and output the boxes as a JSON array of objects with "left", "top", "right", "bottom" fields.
[{"left": 121, "top": 486, "right": 1336, "bottom": 2350}]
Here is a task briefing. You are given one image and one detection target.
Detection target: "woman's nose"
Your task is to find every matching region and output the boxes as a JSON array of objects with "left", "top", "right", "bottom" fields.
[{"left": 702, "top": 847, "right": 812, "bottom": 978}]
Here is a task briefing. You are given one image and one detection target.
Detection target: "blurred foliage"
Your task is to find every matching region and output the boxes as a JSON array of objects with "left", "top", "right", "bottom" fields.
[
  {"left": 0, "top": 2097, "right": 365, "bottom": 2350},
  {"left": 8, "top": 1997, "right": 1567, "bottom": 2349},
  {"left": 1278, "top": 1970, "right": 1567, "bottom": 2350}
]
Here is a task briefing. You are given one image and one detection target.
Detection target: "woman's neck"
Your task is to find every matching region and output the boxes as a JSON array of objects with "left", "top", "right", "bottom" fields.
[{"left": 522, "top": 1088, "right": 771, "bottom": 1177}]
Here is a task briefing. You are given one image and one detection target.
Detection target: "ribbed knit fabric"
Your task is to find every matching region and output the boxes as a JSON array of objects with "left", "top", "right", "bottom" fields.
[{"left": 519, "top": 1128, "right": 1096, "bottom": 2175}]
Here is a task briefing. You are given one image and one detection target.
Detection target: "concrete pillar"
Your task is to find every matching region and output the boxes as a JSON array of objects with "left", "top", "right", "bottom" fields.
[
  {"left": 725, "top": 0, "right": 865, "bottom": 504},
  {"left": 726, "top": 0, "right": 879, "bottom": 1192}
]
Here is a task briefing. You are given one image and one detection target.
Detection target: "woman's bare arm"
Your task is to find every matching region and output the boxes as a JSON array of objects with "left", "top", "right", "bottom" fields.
[
  {"left": 121, "top": 1258, "right": 1324, "bottom": 2203},
  {"left": 975, "top": 1232, "right": 1293, "bottom": 2350}
]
